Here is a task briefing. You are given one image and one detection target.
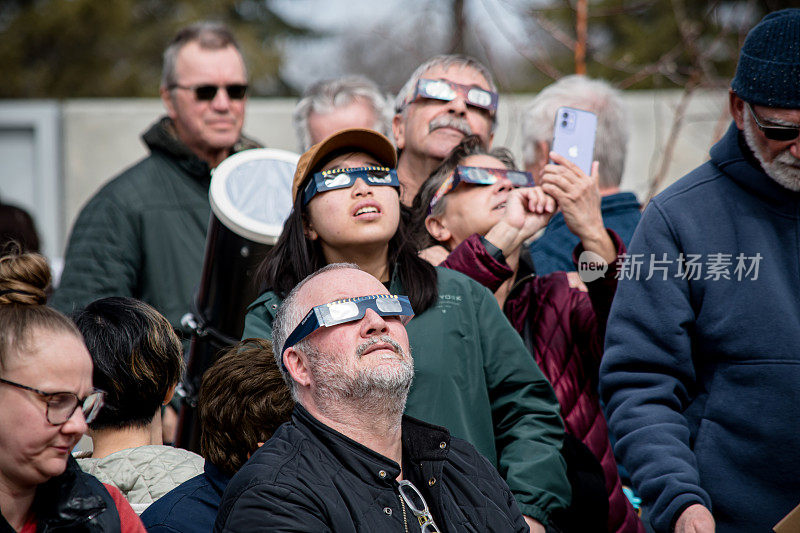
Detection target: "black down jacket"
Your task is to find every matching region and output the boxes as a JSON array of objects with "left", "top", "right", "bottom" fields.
[
  {"left": 215, "top": 405, "right": 529, "bottom": 532},
  {"left": 0, "top": 456, "right": 120, "bottom": 533}
]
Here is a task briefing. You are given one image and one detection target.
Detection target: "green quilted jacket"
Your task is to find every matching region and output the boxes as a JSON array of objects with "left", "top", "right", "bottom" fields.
[
  {"left": 52, "top": 117, "right": 259, "bottom": 337},
  {"left": 242, "top": 266, "right": 571, "bottom": 526}
]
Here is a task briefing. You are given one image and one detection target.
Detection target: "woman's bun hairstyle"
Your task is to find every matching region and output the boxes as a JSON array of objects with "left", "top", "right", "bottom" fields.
[
  {"left": 0, "top": 251, "right": 81, "bottom": 369},
  {"left": 0, "top": 251, "right": 50, "bottom": 306}
]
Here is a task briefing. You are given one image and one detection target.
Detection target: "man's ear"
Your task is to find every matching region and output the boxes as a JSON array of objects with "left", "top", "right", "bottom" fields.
[
  {"left": 160, "top": 86, "right": 178, "bottom": 120},
  {"left": 392, "top": 113, "right": 406, "bottom": 151},
  {"left": 284, "top": 347, "right": 312, "bottom": 388},
  {"left": 425, "top": 215, "right": 451, "bottom": 244},
  {"left": 730, "top": 90, "right": 746, "bottom": 131}
]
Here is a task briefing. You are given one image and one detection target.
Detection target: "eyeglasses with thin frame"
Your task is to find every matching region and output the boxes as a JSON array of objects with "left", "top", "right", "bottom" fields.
[
  {"left": 169, "top": 83, "right": 249, "bottom": 101},
  {"left": 397, "top": 480, "right": 441, "bottom": 533},
  {"left": 0, "top": 377, "right": 105, "bottom": 425},
  {"left": 406, "top": 78, "right": 498, "bottom": 114},
  {"left": 746, "top": 102, "right": 800, "bottom": 142}
]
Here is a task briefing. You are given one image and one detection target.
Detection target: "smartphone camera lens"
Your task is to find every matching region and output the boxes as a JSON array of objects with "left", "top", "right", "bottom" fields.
[
  {"left": 562, "top": 112, "right": 569, "bottom": 118},
  {"left": 561, "top": 120, "right": 568, "bottom": 127}
]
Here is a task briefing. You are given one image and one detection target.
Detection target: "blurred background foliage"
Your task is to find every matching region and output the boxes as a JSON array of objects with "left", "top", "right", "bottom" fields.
[
  {"left": 0, "top": 0, "right": 308, "bottom": 97},
  {"left": 0, "top": 0, "right": 794, "bottom": 98}
]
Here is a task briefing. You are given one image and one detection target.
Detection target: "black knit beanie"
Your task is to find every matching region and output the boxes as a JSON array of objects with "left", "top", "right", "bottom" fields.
[{"left": 731, "top": 8, "right": 800, "bottom": 108}]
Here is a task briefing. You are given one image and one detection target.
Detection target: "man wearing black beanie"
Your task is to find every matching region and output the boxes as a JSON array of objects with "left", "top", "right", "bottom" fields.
[{"left": 600, "top": 9, "right": 800, "bottom": 533}]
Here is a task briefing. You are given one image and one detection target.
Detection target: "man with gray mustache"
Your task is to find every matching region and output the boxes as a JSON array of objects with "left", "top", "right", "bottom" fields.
[
  {"left": 215, "top": 263, "right": 529, "bottom": 532},
  {"left": 393, "top": 55, "right": 497, "bottom": 205}
]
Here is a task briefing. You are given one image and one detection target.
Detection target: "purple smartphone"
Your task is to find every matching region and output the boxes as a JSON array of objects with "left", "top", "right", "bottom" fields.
[{"left": 550, "top": 106, "right": 597, "bottom": 175}]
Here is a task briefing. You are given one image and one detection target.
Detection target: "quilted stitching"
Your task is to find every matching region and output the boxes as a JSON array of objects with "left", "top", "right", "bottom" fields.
[{"left": 76, "top": 445, "right": 205, "bottom": 510}]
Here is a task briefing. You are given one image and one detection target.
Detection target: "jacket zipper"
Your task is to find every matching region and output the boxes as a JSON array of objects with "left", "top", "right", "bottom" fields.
[{"left": 398, "top": 492, "right": 409, "bottom": 532}]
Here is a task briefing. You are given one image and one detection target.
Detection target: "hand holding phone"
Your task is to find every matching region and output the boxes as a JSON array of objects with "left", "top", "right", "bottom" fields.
[{"left": 550, "top": 106, "right": 597, "bottom": 176}]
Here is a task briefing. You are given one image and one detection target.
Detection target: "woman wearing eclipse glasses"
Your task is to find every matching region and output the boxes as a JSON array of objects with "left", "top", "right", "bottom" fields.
[
  {"left": 0, "top": 251, "right": 145, "bottom": 532},
  {"left": 242, "top": 128, "right": 571, "bottom": 530},
  {"left": 413, "top": 135, "right": 642, "bottom": 533}
]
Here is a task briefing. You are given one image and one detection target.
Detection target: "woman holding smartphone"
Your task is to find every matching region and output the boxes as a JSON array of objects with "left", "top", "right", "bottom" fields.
[
  {"left": 413, "top": 135, "right": 642, "bottom": 533},
  {"left": 242, "top": 128, "right": 570, "bottom": 531}
]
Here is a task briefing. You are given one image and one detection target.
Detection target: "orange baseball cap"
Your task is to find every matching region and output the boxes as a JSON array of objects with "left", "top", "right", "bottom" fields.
[{"left": 291, "top": 128, "right": 397, "bottom": 202}]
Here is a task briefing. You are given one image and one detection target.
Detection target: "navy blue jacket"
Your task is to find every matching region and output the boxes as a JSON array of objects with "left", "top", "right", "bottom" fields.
[
  {"left": 140, "top": 461, "right": 230, "bottom": 533},
  {"left": 529, "top": 191, "right": 641, "bottom": 275},
  {"left": 599, "top": 122, "right": 800, "bottom": 532}
]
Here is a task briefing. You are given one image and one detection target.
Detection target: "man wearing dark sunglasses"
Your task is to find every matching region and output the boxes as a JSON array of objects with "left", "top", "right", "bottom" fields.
[
  {"left": 599, "top": 9, "right": 800, "bottom": 533},
  {"left": 216, "top": 264, "right": 529, "bottom": 532},
  {"left": 54, "top": 22, "right": 260, "bottom": 363},
  {"left": 393, "top": 55, "right": 498, "bottom": 205}
]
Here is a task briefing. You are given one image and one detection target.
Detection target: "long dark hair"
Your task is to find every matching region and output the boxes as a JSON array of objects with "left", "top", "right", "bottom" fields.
[{"left": 255, "top": 174, "right": 438, "bottom": 315}]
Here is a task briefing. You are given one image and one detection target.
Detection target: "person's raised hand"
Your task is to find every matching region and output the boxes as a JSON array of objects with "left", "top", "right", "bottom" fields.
[
  {"left": 540, "top": 152, "right": 617, "bottom": 267},
  {"left": 540, "top": 152, "right": 604, "bottom": 242},
  {"left": 483, "top": 186, "right": 556, "bottom": 272},
  {"left": 500, "top": 186, "right": 557, "bottom": 243}
]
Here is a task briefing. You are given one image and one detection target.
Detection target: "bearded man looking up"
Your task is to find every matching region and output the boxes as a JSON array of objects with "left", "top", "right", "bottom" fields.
[
  {"left": 215, "top": 263, "right": 529, "bottom": 532},
  {"left": 600, "top": 9, "right": 800, "bottom": 533}
]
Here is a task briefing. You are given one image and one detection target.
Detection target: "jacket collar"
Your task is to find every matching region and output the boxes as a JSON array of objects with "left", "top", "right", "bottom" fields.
[
  {"left": 388, "top": 262, "right": 404, "bottom": 295},
  {"left": 141, "top": 116, "right": 260, "bottom": 183},
  {"left": 600, "top": 191, "right": 640, "bottom": 211},
  {"left": 203, "top": 460, "right": 232, "bottom": 495},
  {"left": 292, "top": 404, "right": 450, "bottom": 486},
  {"left": 33, "top": 455, "right": 108, "bottom": 527},
  {"left": 711, "top": 121, "right": 800, "bottom": 214}
]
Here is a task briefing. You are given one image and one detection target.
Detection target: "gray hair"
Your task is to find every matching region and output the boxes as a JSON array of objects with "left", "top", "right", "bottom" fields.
[
  {"left": 394, "top": 55, "right": 498, "bottom": 130},
  {"left": 521, "top": 75, "right": 628, "bottom": 189},
  {"left": 293, "top": 75, "right": 393, "bottom": 151},
  {"left": 272, "top": 263, "right": 361, "bottom": 400},
  {"left": 414, "top": 135, "right": 515, "bottom": 248},
  {"left": 161, "top": 21, "right": 246, "bottom": 88}
]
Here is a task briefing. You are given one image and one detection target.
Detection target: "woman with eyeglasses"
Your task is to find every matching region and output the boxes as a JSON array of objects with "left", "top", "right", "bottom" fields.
[
  {"left": 242, "top": 128, "right": 571, "bottom": 531},
  {"left": 412, "top": 135, "right": 643, "bottom": 533},
  {"left": 72, "top": 297, "right": 204, "bottom": 515},
  {"left": 0, "top": 251, "right": 145, "bottom": 532}
]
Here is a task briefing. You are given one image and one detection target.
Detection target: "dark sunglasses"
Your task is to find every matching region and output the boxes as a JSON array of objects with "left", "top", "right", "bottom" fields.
[
  {"left": 746, "top": 103, "right": 800, "bottom": 142},
  {"left": 409, "top": 78, "right": 498, "bottom": 113},
  {"left": 169, "top": 83, "right": 248, "bottom": 101},
  {"left": 281, "top": 294, "right": 414, "bottom": 367},
  {"left": 428, "top": 166, "right": 534, "bottom": 214},
  {"left": 302, "top": 166, "right": 400, "bottom": 205},
  {"left": 0, "top": 377, "right": 105, "bottom": 425}
]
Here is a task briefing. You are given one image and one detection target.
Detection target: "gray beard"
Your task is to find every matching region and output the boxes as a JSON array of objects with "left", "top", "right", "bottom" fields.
[
  {"left": 743, "top": 113, "right": 800, "bottom": 192},
  {"left": 307, "top": 335, "right": 414, "bottom": 422}
]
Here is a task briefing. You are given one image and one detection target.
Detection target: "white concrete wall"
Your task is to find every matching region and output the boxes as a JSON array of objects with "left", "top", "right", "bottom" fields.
[{"left": 2, "top": 89, "right": 730, "bottom": 263}]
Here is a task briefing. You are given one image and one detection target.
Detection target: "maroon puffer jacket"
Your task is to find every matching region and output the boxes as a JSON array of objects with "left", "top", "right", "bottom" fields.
[{"left": 442, "top": 232, "right": 643, "bottom": 533}]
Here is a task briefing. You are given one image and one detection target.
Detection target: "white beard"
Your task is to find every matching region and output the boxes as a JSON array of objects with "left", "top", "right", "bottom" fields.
[
  {"left": 306, "top": 335, "right": 414, "bottom": 420},
  {"left": 743, "top": 112, "right": 800, "bottom": 192}
]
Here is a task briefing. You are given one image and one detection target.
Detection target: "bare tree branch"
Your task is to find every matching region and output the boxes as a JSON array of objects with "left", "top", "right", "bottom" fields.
[{"left": 646, "top": 75, "right": 699, "bottom": 202}]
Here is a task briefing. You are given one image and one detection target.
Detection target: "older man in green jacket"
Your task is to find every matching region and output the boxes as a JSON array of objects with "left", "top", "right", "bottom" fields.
[{"left": 53, "top": 22, "right": 259, "bottom": 342}]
